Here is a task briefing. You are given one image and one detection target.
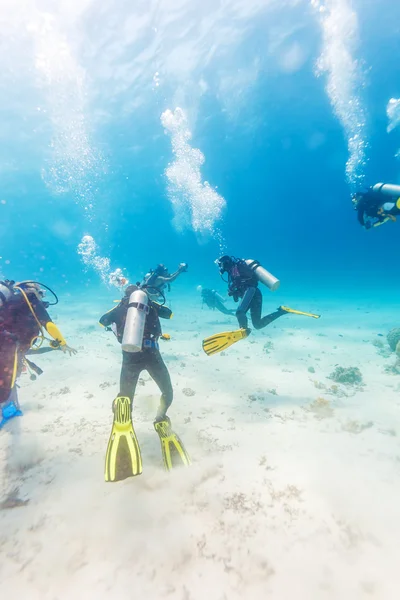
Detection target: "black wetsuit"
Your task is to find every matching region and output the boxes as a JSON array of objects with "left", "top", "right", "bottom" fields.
[
  {"left": 201, "top": 289, "right": 235, "bottom": 316},
  {"left": 357, "top": 189, "right": 400, "bottom": 227},
  {"left": 99, "top": 297, "right": 173, "bottom": 417},
  {"left": 0, "top": 290, "right": 52, "bottom": 404},
  {"left": 226, "top": 260, "right": 285, "bottom": 330}
]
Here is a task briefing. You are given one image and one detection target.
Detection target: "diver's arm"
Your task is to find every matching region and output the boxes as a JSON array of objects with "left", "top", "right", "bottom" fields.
[
  {"left": 152, "top": 302, "right": 173, "bottom": 320},
  {"left": 45, "top": 320, "right": 77, "bottom": 355},
  {"left": 99, "top": 304, "right": 123, "bottom": 329},
  {"left": 99, "top": 309, "right": 116, "bottom": 328},
  {"left": 357, "top": 207, "right": 366, "bottom": 226},
  {"left": 159, "top": 263, "right": 188, "bottom": 284},
  {"left": 29, "top": 296, "right": 68, "bottom": 346}
]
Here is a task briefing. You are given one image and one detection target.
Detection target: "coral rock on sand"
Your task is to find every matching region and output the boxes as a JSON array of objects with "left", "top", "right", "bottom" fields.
[
  {"left": 329, "top": 366, "right": 363, "bottom": 386},
  {"left": 387, "top": 328, "right": 400, "bottom": 352}
]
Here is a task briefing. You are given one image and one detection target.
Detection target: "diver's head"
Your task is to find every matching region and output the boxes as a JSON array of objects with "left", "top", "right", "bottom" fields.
[
  {"left": 17, "top": 281, "right": 45, "bottom": 298},
  {"left": 125, "top": 284, "right": 139, "bottom": 297},
  {"left": 16, "top": 281, "right": 49, "bottom": 308},
  {"left": 216, "top": 255, "right": 234, "bottom": 274},
  {"left": 154, "top": 264, "right": 168, "bottom": 276}
]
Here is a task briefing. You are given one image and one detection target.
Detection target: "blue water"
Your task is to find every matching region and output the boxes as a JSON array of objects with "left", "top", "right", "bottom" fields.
[
  {"left": 1, "top": 0, "right": 400, "bottom": 304},
  {"left": 4, "top": 3, "right": 400, "bottom": 596}
]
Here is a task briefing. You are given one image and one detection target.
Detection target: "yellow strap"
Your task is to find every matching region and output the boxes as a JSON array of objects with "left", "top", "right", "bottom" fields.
[{"left": 10, "top": 348, "right": 18, "bottom": 388}]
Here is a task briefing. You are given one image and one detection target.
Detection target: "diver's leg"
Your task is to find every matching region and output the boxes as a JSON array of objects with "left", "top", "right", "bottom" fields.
[
  {"left": 119, "top": 351, "right": 142, "bottom": 404},
  {"left": 146, "top": 349, "right": 173, "bottom": 419},
  {"left": 236, "top": 287, "right": 256, "bottom": 329},
  {"left": 0, "top": 334, "right": 18, "bottom": 404},
  {"left": 0, "top": 335, "right": 23, "bottom": 427},
  {"left": 250, "top": 288, "right": 286, "bottom": 330}
]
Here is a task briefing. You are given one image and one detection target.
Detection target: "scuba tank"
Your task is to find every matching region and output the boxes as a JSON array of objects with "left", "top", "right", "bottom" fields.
[
  {"left": 121, "top": 289, "right": 149, "bottom": 353},
  {"left": 372, "top": 183, "right": 400, "bottom": 199},
  {"left": 244, "top": 260, "right": 280, "bottom": 292},
  {"left": 0, "top": 281, "right": 13, "bottom": 309}
]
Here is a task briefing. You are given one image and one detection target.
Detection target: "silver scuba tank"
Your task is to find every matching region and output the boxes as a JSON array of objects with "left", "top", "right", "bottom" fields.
[
  {"left": 121, "top": 289, "right": 149, "bottom": 353},
  {"left": 244, "top": 259, "right": 280, "bottom": 292},
  {"left": 372, "top": 183, "right": 400, "bottom": 198}
]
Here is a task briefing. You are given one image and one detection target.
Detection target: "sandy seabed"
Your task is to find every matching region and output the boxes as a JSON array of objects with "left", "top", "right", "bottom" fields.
[{"left": 1, "top": 293, "right": 400, "bottom": 600}]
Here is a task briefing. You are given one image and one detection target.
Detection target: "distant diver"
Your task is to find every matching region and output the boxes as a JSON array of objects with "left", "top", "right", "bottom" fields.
[
  {"left": 100, "top": 284, "right": 190, "bottom": 482},
  {"left": 199, "top": 286, "right": 236, "bottom": 316},
  {"left": 202, "top": 257, "right": 320, "bottom": 356},
  {"left": 141, "top": 262, "right": 188, "bottom": 301},
  {"left": 353, "top": 183, "right": 400, "bottom": 229},
  {"left": 0, "top": 280, "right": 77, "bottom": 429}
]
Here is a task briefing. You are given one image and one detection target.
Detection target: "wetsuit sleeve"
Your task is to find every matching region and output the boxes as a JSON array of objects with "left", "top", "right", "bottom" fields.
[
  {"left": 99, "top": 305, "right": 121, "bottom": 327},
  {"left": 29, "top": 296, "right": 68, "bottom": 346},
  {"left": 45, "top": 322, "right": 67, "bottom": 346},
  {"left": 152, "top": 302, "right": 173, "bottom": 320}
]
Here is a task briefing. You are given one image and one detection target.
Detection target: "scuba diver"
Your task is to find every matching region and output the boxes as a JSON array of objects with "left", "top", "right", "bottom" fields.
[
  {"left": 199, "top": 286, "right": 236, "bottom": 316},
  {"left": 99, "top": 284, "right": 190, "bottom": 482},
  {"left": 353, "top": 183, "right": 400, "bottom": 229},
  {"left": 141, "top": 262, "right": 188, "bottom": 300},
  {"left": 0, "top": 280, "right": 77, "bottom": 429},
  {"left": 202, "top": 257, "right": 320, "bottom": 356}
]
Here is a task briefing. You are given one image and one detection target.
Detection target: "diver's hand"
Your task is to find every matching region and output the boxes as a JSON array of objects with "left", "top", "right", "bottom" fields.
[
  {"left": 60, "top": 344, "right": 77, "bottom": 356},
  {"left": 179, "top": 262, "right": 188, "bottom": 272}
]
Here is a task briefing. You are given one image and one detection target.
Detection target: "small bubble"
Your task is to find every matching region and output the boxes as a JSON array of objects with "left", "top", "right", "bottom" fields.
[{"left": 0, "top": 200, "right": 6, "bottom": 204}]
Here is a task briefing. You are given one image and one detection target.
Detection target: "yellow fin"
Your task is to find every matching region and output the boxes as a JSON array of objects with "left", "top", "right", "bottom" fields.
[{"left": 280, "top": 306, "right": 320, "bottom": 319}]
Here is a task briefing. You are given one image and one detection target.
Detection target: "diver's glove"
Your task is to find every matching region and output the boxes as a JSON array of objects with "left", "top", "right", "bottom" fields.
[
  {"left": 179, "top": 263, "right": 188, "bottom": 272},
  {"left": 60, "top": 344, "right": 78, "bottom": 356},
  {"left": 0, "top": 392, "right": 23, "bottom": 430}
]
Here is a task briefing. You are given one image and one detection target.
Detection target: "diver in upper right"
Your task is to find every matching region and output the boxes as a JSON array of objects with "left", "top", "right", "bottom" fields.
[
  {"left": 353, "top": 183, "right": 400, "bottom": 229},
  {"left": 202, "top": 256, "right": 320, "bottom": 356}
]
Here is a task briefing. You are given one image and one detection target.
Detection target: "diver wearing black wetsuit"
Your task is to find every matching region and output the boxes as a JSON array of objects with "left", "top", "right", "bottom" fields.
[
  {"left": 217, "top": 256, "right": 286, "bottom": 330},
  {"left": 353, "top": 184, "right": 400, "bottom": 229},
  {"left": 201, "top": 288, "right": 236, "bottom": 316},
  {"left": 99, "top": 285, "right": 173, "bottom": 419}
]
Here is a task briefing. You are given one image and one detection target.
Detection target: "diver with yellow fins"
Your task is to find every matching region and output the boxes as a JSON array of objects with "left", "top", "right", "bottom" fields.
[
  {"left": 353, "top": 183, "right": 400, "bottom": 229},
  {"left": 0, "top": 279, "right": 77, "bottom": 429},
  {"left": 99, "top": 283, "right": 190, "bottom": 482},
  {"left": 202, "top": 257, "right": 320, "bottom": 356}
]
